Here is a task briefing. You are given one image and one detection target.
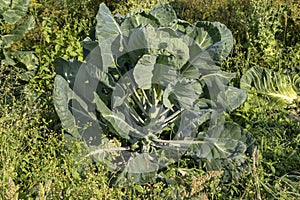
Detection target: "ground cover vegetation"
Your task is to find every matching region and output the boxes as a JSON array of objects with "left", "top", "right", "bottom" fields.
[{"left": 0, "top": 0, "right": 299, "bottom": 199}]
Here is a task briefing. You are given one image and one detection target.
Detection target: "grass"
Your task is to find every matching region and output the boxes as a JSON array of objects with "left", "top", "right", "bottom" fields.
[{"left": 1, "top": 0, "right": 299, "bottom": 199}]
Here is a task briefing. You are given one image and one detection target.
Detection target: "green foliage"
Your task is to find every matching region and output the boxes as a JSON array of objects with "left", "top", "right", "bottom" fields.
[
  {"left": 241, "top": 0, "right": 300, "bottom": 70},
  {"left": 230, "top": 105, "right": 300, "bottom": 199},
  {"left": 27, "top": 0, "right": 99, "bottom": 83},
  {"left": 245, "top": 0, "right": 284, "bottom": 67},
  {"left": 107, "top": 0, "right": 172, "bottom": 16},
  {"left": 172, "top": 0, "right": 247, "bottom": 23},
  {"left": 0, "top": 102, "right": 110, "bottom": 199}
]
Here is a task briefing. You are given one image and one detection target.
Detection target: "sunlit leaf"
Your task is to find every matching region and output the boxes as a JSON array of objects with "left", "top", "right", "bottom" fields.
[{"left": 241, "top": 66, "right": 298, "bottom": 108}]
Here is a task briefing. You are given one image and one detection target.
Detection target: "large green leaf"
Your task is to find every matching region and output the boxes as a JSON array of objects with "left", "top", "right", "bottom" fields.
[
  {"left": 53, "top": 75, "right": 101, "bottom": 146},
  {"left": 54, "top": 58, "right": 82, "bottom": 88},
  {"left": 194, "top": 21, "right": 233, "bottom": 64},
  {"left": 120, "top": 26, "right": 189, "bottom": 69},
  {"left": 0, "top": 0, "right": 30, "bottom": 24},
  {"left": 119, "top": 153, "right": 159, "bottom": 184},
  {"left": 188, "top": 121, "right": 247, "bottom": 160},
  {"left": 241, "top": 66, "right": 298, "bottom": 108},
  {"left": 163, "top": 78, "right": 203, "bottom": 110},
  {"left": 81, "top": 37, "right": 102, "bottom": 68},
  {"left": 150, "top": 3, "right": 177, "bottom": 27},
  {"left": 132, "top": 54, "right": 179, "bottom": 90},
  {"left": 201, "top": 118, "right": 255, "bottom": 182},
  {"left": 224, "top": 86, "right": 247, "bottom": 112},
  {"left": 180, "top": 21, "right": 233, "bottom": 78},
  {"left": 55, "top": 57, "right": 112, "bottom": 103},
  {"left": 121, "top": 9, "right": 160, "bottom": 31},
  {"left": 53, "top": 75, "right": 80, "bottom": 138},
  {"left": 95, "top": 3, "right": 123, "bottom": 72},
  {"left": 201, "top": 71, "right": 245, "bottom": 111},
  {"left": 96, "top": 3, "right": 122, "bottom": 44},
  {"left": 152, "top": 58, "right": 178, "bottom": 85},
  {"left": 174, "top": 109, "right": 211, "bottom": 139},
  {"left": 133, "top": 54, "right": 157, "bottom": 90}
]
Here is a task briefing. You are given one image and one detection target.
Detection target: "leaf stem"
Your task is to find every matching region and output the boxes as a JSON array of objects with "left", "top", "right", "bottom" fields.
[
  {"left": 163, "top": 109, "right": 183, "bottom": 125},
  {"left": 85, "top": 146, "right": 130, "bottom": 157},
  {"left": 153, "top": 138, "right": 207, "bottom": 145}
]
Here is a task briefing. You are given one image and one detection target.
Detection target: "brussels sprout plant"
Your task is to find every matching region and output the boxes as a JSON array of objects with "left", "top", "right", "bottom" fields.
[{"left": 53, "top": 3, "right": 254, "bottom": 184}]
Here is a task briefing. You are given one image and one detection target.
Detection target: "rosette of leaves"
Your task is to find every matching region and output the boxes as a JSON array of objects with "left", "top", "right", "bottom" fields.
[
  {"left": 0, "top": 0, "right": 38, "bottom": 82},
  {"left": 53, "top": 3, "right": 254, "bottom": 184}
]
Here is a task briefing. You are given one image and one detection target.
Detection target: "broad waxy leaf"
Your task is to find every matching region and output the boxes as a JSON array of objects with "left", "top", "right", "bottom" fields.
[
  {"left": 241, "top": 66, "right": 298, "bottom": 108},
  {"left": 180, "top": 21, "right": 234, "bottom": 78},
  {"left": 53, "top": 75, "right": 102, "bottom": 146},
  {"left": 121, "top": 10, "right": 160, "bottom": 31},
  {"left": 133, "top": 54, "right": 157, "bottom": 89},
  {"left": 224, "top": 86, "right": 247, "bottom": 112},
  {"left": 0, "top": 0, "right": 30, "bottom": 24},
  {"left": 174, "top": 109, "right": 211, "bottom": 139},
  {"left": 95, "top": 3, "right": 123, "bottom": 73},
  {"left": 120, "top": 153, "right": 159, "bottom": 184},
  {"left": 96, "top": 3, "right": 122, "bottom": 44},
  {"left": 82, "top": 37, "right": 102, "bottom": 68},
  {"left": 163, "top": 78, "right": 203, "bottom": 110},
  {"left": 152, "top": 61, "right": 178, "bottom": 86},
  {"left": 132, "top": 54, "right": 179, "bottom": 90},
  {"left": 194, "top": 21, "right": 233, "bottom": 64},
  {"left": 188, "top": 121, "right": 247, "bottom": 160},
  {"left": 150, "top": 3, "right": 177, "bottom": 27},
  {"left": 54, "top": 58, "right": 82, "bottom": 88},
  {"left": 53, "top": 75, "right": 80, "bottom": 138}
]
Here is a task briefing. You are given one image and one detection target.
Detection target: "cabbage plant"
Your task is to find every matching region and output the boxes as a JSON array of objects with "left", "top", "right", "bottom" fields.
[{"left": 53, "top": 3, "right": 254, "bottom": 184}]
